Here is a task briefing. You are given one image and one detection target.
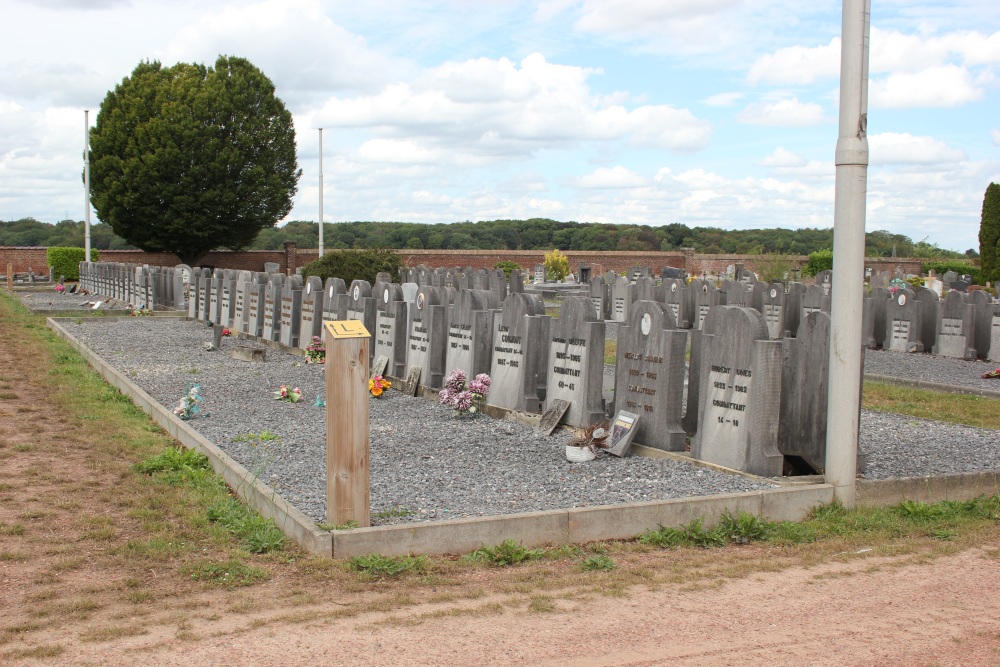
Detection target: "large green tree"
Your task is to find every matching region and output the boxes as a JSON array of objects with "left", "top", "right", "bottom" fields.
[
  {"left": 980, "top": 182, "right": 1000, "bottom": 282},
  {"left": 89, "top": 56, "right": 301, "bottom": 265}
]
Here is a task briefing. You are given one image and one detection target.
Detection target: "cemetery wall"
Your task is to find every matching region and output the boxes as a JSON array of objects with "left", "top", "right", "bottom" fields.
[{"left": 0, "top": 245, "right": 945, "bottom": 280}]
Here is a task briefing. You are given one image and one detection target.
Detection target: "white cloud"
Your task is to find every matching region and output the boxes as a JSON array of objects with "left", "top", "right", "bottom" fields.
[
  {"left": 869, "top": 65, "right": 983, "bottom": 108},
  {"left": 992, "top": 129, "right": 1000, "bottom": 147},
  {"left": 868, "top": 132, "right": 967, "bottom": 165},
  {"left": 574, "top": 166, "right": 646, "bottom": 189},
  {"left": 702, "top": 92, "right": 744, "bottom": 107},
  {"left": 573, "top": 0, "right": 746, "bottom": 54},
  {"left": 747, "top": 37, "right": 840, "bottom": 85},
  {"left": 356, "top": 139, "right": 440, "bottom": 165},
  {"left": 165, "top": 0, "right": 406, "bottom": 99},
  {"left": 314, "top": 53, "right": 712, "bottom": 161},
  {"left": 738, "top": 98, "right": 828, "bottom": 126},
  {"left": 758, "top": 147, "right": 807, "bottom": 168}
]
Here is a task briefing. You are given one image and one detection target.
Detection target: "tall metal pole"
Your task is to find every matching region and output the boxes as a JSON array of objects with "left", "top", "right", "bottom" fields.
[
  {"left": 318, "top": 128, "right": 324, "bottom": 258},
  {"left": 83, "top": 109, "right": 92, "bottom": 261},
  {"left": 825, "top": 0, "right": 871, "bottom": 507}
]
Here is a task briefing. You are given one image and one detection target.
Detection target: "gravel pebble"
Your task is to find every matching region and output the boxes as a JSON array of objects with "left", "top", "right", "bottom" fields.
[{"left": 58, "top": 318, "right": 776, "bottom": 527}]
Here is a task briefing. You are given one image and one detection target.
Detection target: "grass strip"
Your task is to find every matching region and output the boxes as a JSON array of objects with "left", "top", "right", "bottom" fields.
[{"left": 862, "top": 380, "right": 1000, "bottom": 430}]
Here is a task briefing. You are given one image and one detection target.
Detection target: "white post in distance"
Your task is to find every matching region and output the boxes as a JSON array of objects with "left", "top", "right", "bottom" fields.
[
  {"left": 83, "top": 109, "right": 92, "bottom": 262},
  {"left": 318, "top": 128, "right": 324, "bottom": 259},
  {"left": 825, "top": 0, "right": 871, "bottom": 508}
]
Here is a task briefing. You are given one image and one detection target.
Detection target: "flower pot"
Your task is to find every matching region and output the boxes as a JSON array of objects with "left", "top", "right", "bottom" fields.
[{"left": 565, "top": 445, "right": 596, "bottom": 463}]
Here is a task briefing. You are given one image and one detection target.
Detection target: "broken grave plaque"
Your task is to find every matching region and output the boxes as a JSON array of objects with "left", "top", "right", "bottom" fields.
[{"left": 537, "top": 399, "right": 570, "bottom": 436}]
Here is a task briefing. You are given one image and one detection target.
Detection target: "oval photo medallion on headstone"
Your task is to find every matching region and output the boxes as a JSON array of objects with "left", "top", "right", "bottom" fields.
[
  {"left": 640, "top": 313, "right": 652, "bottom": 336},
  {"left": 703, "top": 285, "right": 709, "bottom": 293},
  {"left": 670, "top": 283, "right": 677, "bottom": 293},
  {"left": 353, "top": 285, "right": 360, "bottom": 301},
  {"left": 383, "top": 288, "right": 390, "bottom": 303},
  {"left": 328, "top": 286, "right": 334, "bottom": 300},
  {"left": 416, "top": 292, "right": 425, "bottom": 310},
  {"left": 897, "top": 293, "right": 906, "bottom": 306},
  {"left": 770, "top": 288, "right": 777, "bottom": 298},
  {"left": 306, "top": 282, "right": 312, "bottom": 295}
]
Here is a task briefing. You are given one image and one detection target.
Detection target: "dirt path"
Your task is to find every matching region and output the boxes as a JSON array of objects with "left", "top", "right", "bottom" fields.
[{"left": 1, "top": 305, "right": 999, "bottom": 666}]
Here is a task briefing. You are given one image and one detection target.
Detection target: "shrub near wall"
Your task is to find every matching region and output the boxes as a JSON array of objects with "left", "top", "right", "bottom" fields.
[{"left": 46, "top": 247, "right": 99, "bottom": 280}]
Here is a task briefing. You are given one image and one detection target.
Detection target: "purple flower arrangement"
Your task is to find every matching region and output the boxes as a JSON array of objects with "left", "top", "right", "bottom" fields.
[{"left": 438, "top": 369, "right": 491, "bottom": 416}]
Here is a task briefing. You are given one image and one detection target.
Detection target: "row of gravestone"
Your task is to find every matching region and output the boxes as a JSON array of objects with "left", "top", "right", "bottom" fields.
[
  {"left": 80, "top": 261, "right": 850, "bottom": 478},
  {"left": 867, "top": 285, "right": 1000, "bottom": 362},
  {"left": 78, "top": 262, "right": 189, "bottom": 311}
]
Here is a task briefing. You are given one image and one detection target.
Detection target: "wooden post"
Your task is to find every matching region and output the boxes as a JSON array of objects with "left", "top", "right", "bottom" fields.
[
  {"left": 6, "top": 263, "right": 12, "bottom": 293},
  {"left": 324, "top": 320, "right": 371, "bottom": 527}
]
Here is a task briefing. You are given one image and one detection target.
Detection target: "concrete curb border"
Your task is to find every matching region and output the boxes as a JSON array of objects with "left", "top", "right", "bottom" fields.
[{"left": 45, "top": 316, "right": 1000, "bottom": 559}]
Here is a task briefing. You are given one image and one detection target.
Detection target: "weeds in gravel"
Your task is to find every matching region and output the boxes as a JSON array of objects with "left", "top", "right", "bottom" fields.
[
  {"left": 181, "top": 559, "right": 270, "bottom": 589},
  {"left": 467, "top": 539, "right": 545, "bottom": 566},
  {"left": 347, "top": 554, "right": 428, "bottom": 580}
]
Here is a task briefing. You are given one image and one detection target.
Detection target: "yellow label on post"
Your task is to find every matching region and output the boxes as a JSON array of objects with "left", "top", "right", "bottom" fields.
[{"left": 325, "top": 320, "right": 370, "bottom": 339}]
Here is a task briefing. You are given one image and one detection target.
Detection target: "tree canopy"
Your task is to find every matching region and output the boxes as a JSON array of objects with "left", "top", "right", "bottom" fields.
[
  {"left": 88, "top": 56, "right": 301, "bottom": 265},
  {"left": 979, "top": 183, "right": 1000, "bottom": 282}
]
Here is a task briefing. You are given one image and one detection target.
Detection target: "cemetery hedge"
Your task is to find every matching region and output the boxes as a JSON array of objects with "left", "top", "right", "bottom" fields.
[
  {"left": 301, "top": 248, "right": 403, "bottom": 286},
  {"left": 46, "top": 247, "right": 98, "bottom": 280},
  {"left": 88, "top": 56, "right": 301, "bottom": 265}
]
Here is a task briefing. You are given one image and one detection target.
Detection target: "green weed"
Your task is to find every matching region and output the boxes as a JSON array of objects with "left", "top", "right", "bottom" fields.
[
  {"left": 468, "top": 539, "right": 544, "bottom": 566},
  {"left": 347, "top": 554, "right": 428, "bottom": 579}
]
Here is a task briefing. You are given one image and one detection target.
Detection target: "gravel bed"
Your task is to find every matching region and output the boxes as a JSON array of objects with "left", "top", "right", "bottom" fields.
[
  {"left": 859, "top": 409, "right": 1000, "bottom": 479},
  {"left": 58, "top": 318, "right": 776, "bottom": 527},
  {"left": 19, "top": 291, "right": 130, "bottom": 312},
  {"left": 864, "top": 348, "right": 1000, "bottom": 394}
]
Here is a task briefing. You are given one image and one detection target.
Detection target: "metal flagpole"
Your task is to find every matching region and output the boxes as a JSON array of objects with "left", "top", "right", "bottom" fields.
[
  {"left": 825, "top": 0, "right": 871, "bottom": 507},
  {"left": 318, "top": 128, "right": 324, "bottom": 258},
  {"left": 84, "top": 109, "right": 92, "bottom": 261}
]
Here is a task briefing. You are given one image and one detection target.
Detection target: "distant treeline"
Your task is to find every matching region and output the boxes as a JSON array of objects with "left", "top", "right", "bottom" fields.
[{"left": 2, "top": 217, "right": 974, "bottom": 259}]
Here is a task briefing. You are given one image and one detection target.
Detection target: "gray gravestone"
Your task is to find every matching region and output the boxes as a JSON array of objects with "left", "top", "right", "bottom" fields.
[
  {"left": 885, "top": 288, "right": 923, "bottom": 353},
  {"left": 405, "top": 285, "right": 447, "bottom": 389},
  {"left": 612, "top": 300, "right": 686, "bottom": 451},
  {"left": 278, "top": 275, "right": 304, "bottom": 348},
  {"left": 346, "top": 280, "right": 377, "bottom": 361},
  {"left": 967, "top": 290, "right": 994, "bottom": 360},
  {"left": 911, "top": 285, "right": 939, "bottom": 353},
  {"left": 610, "top": 275, "right": 637, "bottom": 323},
  {"left": 779, "top": 311, "right": 865, "bottom": 474},
  {"left": 988, "top": 303, "right": 1000, "bottom": 362},
  {"left": 760, "top": 283, "right": 788, "bottom": 339},
  {"left": 262, "top": 277, "right": 283, "bottom": 342},
  {"left": 486, "top": 293, "right": 549, "bottom": 413},
  {"left": 814, "top": 270, "right": 832, "bottom": 296},
  {"left": 662, "top": 279, "right": 692, "bottom": 329},
  {"left": 869, "top": 287, "right": 891, "bottom": 349},
  {"left": 932, "top": 290, "right": 976, "bottom": 359},
  {"left": 209, "top": 269, "right": 223, "bottom": 324},
  {"left": 635, "top": 276, "right": 662, "bottom": 302},
  {"left": 246, "top": 276, "right": 266, "bottom": 337},
  {"left": 374, "top": 283, "right": 408, "bottom": 378},
  {"left": 232, "top": 271, "right": 250, "bottom": 333},
  {"left": 691, "top": 306, "right": 784, "bottom": 476},
  {"left": 800, "top": 284, "right": 831, "bottom": 324},
  {"left": 589, "top": 276, "right": 611, "bottom": 321},
  {"left": 297, "top": 276, "right": 325, "bottom": 350},
  {"left": 321, "top": 278, "right": 347, "bottom": 322},
  {"left": 444, "top": 288, "right": 497, "bottom": 382},
  {"left": 544, "top": 296, "right": 606, "bottom": 428},
  {"left": 690, "top": 279, "right": 726, "bottom": 330}
]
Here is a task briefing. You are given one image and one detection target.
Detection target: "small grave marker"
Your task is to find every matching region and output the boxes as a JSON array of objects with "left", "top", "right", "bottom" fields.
[
  {"left": 537, "top": 399, "right": 570, "bottom": 435},
  {"left": 606, "top": 410, "right": 640, "bottom": 457}
]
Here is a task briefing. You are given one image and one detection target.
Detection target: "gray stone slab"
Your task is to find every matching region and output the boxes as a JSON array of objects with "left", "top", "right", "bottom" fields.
[
  {"left": 611, "top": 275, "right": 637, "bottom": 323},
  {"left": 612, "top": 300, "right": 686, "bottom": 452},
  {"left": 374, "top": 283, "right": 408, "bottom": 379},
  {"left": 691, "top": 306, "right": 784, "bottom": 477},
  {"left": 405, "top": 285, "right": 447, "bottom": 389},
  {"left": 537, "top": 399, "right": 570, "bottom": 436},
  {"left": 444, "top": 288, "right": 496, "bottom": 382},
  {"left": 486, "top": 293, "right": 549, "bottom": 413},
  {"left": 544, "top": 296, "right": 606, "bottom": 428},
  {"left": 885, "top": 288, "right": 923, "bottom": 353},
  {"left": 932, "top": 290, "right": 976, "bottom": 359}
]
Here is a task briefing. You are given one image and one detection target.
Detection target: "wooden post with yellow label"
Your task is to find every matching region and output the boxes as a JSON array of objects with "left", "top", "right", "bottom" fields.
[{"left": 324, "top": 319, "right": 371, "bottom": 527}]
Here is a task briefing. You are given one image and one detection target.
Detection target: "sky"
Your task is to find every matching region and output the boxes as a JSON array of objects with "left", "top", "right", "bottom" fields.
[{"left": 1, "top": 0, "right": 998, "bottom": 253}]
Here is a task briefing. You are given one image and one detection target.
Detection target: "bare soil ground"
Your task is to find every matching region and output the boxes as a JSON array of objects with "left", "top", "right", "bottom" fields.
[{"left": 1, "top": 308, "right": 999, "bottom": 666}]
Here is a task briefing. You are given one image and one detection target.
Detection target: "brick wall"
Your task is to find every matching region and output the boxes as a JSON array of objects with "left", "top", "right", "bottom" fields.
[{"left": 0, "top": 245, "right": 970, "bottom": 279}]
